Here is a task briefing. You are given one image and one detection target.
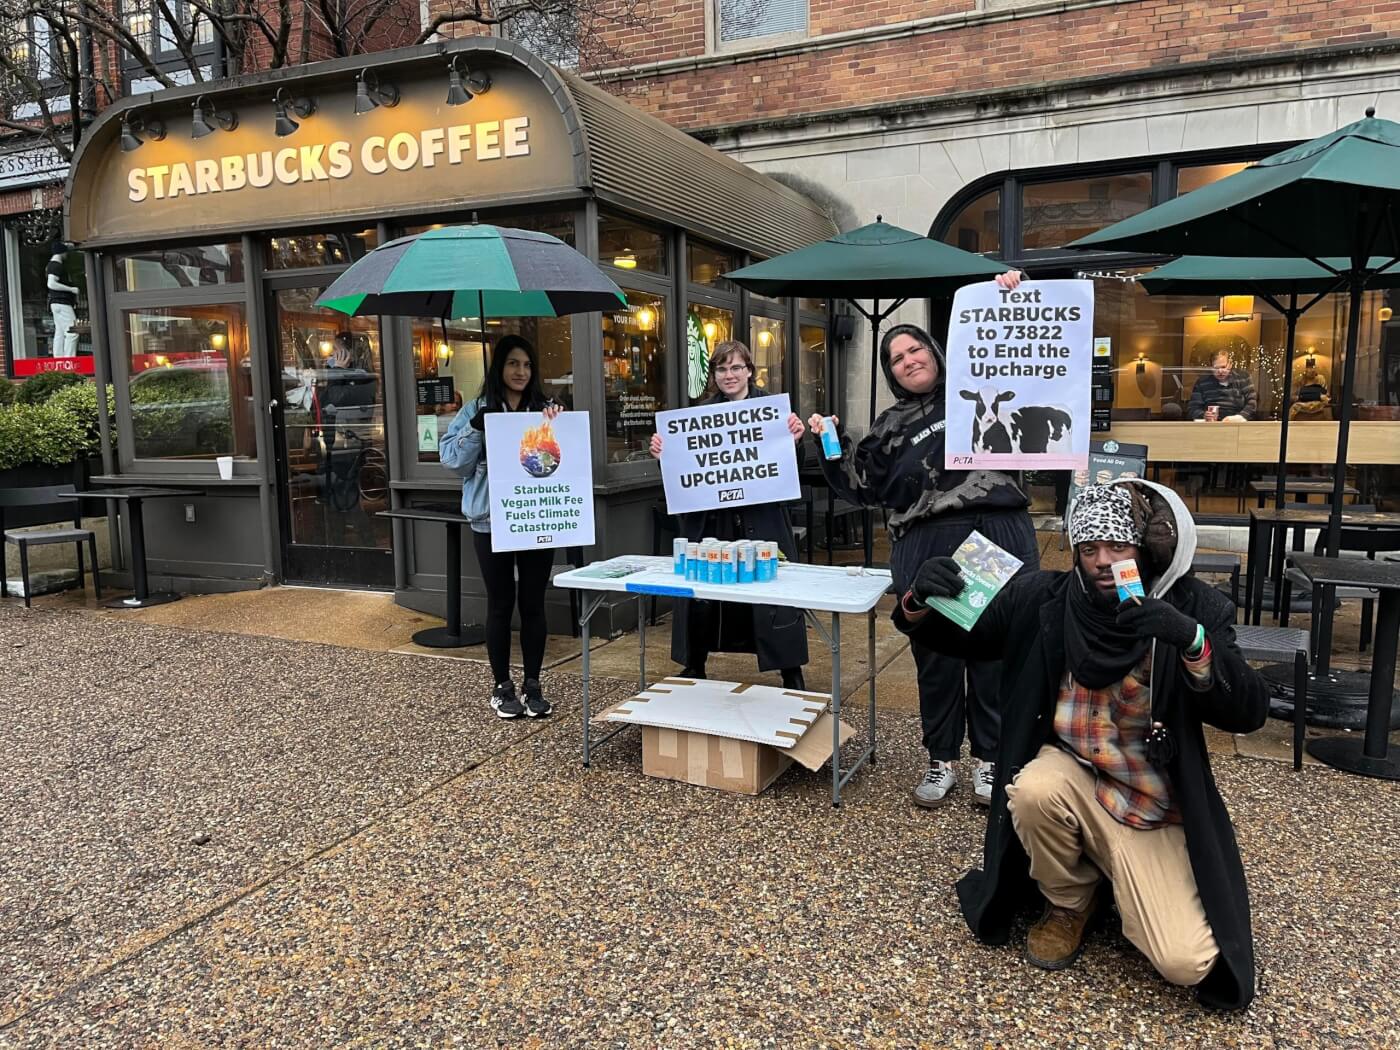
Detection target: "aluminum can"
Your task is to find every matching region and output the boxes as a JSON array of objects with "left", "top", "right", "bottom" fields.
[
  {"left": 819, "top": 417, "right": 842, "bottom": 460},
  {"left": 673, "top": 537, "right": 688, "bottom": 575}
]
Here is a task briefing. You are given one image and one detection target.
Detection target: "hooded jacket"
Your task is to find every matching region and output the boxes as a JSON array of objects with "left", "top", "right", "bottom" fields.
[
  {"left": 819, "top": 334, "right": 1027, "bottom": 543},
  {"left": 897, "top": 479, "right": 1268, "bottom": 1010}
]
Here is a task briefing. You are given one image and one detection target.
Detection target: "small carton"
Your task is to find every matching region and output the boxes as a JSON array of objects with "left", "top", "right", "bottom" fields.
[{"left": 594, "top": 678, "right": 856, "bottom": 796}]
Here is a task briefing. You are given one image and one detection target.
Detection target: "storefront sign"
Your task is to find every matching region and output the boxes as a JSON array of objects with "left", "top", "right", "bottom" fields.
[
  {"left": 944, "top": 279, "right": 1093, "bottom": 471},
  {"left": 416, "top": 376, "right": 456, "bottom": 407},
  {"left": 656, "top": 393, "right": 800, "bottom": 515},
  {"left": 68, "top": 61, "right": 579, "bottom": 244},
  {"left": 13, "top": 355, "right": 95, "bottom": 377},
  {"left": 0, "top": 144, "right": 65, "bottom": 191},
  {"left": 485, "top": 411, "right": 595, "bottom": 552},
  {"left": 1067, "top": 439, "right": 1149, "bottom": 517}
]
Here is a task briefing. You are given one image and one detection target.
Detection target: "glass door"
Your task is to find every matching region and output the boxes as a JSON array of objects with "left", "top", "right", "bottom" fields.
[{"left": 267, "top": 282, "right": 392, "bottom": 587}]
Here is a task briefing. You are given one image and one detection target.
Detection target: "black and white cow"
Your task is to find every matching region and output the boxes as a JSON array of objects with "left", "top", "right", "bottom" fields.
[
  {"left": 1010, "top": 405, "right": 1074, "bottom": 454},
  {"left": 959, "top": 387, "right": 1015, "bottom": 453}
]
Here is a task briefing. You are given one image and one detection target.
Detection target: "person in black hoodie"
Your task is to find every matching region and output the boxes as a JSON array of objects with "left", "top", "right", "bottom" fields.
[
  {"left": 650, "top": 340, "right": 810, "bottom": 689},
  {"left": 807, "top": 284, "right": 1038, "bottom": 808}
]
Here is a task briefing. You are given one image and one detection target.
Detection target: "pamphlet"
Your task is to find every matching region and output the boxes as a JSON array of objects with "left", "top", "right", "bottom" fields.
[
  {"left": 572, "top": 559, "right": 649, "bottom": 580},
  {"left": 925, "top": 530, "right": 1023, "bottom": 630}
]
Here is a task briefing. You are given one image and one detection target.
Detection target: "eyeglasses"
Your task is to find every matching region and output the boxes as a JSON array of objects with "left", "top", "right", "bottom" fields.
[{"left": 714, "top": 364, "right": 750, "bottom": 376}]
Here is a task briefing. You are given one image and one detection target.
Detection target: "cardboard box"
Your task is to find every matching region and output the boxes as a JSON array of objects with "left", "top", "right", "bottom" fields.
[{"left": 595, "top": 678, "right": 856, "bottom": 796}]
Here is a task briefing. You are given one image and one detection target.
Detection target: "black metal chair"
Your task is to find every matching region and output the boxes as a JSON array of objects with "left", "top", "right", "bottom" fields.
[
  {"left": 1, "top": 485, "right": 101, "bottom": 608},
  {"left": 1235, "top": 624, "right": 1311, "bottom": 771},
  {"left": 1190, "top": 552, "right": 1241, "bottom": 609}
]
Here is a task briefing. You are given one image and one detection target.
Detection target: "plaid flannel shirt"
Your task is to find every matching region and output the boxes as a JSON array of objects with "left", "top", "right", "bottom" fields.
[{"left": 1053, "top": 640, "right": 1214, "bottom": 829}]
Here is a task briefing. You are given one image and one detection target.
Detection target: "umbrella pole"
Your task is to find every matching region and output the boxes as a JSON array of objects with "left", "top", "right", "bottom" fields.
[
  {"left": 868, "top": 298, "right": 881, "bottom": 429},
  {"left": 479, "top": 289, "right": 489, "bottom": 373},
  {"left": 1273, "top": 293, "right": 1300, "bottom": 510}
]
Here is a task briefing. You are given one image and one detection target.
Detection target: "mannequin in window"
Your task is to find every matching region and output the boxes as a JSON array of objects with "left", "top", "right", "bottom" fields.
[{"left": 47, "top": 241, "right": 82, "bottom": 357}]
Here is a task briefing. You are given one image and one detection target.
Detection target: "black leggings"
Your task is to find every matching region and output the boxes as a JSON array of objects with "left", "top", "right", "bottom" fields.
[{"left": 471, "top": 531, "right": 554, "bottom": 684}]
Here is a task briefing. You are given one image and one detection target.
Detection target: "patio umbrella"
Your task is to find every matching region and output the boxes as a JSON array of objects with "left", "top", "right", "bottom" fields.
[{"left": 725, "top": 218, "right": 1007, "bottom": 428}]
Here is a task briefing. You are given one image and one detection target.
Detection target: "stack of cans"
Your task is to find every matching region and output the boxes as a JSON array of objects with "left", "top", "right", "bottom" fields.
[{"left": 673, "top": 536, "right": 782, "bottom": 583}]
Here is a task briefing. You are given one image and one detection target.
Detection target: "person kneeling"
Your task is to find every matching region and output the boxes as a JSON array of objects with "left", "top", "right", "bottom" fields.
[{"left": 895, "top": 481, "right": 1268, "bottom": 1010}]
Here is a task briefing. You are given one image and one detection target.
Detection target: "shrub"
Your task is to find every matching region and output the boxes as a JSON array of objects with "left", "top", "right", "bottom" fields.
[
  {"left": 0, "top": 378, "right": 15, "bottom": 406},
  {"left": 0, "top": 401, "right": 89, "bottom": 470},
  {"left": 47, "top": 381, "right": 115, "bottom": 455},
  {"left": 15, "top": 370, "right": 85, "bottom": 405}
]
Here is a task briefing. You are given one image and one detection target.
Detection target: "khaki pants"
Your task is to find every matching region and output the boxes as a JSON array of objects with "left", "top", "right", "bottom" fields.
[{"left": 1005, "top": 745, "right": 1220, "bottom": 987}]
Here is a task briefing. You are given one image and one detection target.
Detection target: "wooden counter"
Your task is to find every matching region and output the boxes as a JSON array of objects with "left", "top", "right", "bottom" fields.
[{"left": 1100, "top": 421, "right": 1400, "bottom": 464}]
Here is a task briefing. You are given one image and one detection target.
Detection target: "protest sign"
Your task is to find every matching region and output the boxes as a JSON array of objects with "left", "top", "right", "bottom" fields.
[
  {"left": 657, "top": 393, "right": 800, "bottom": 516},
  {"left": 944, "top": 279, "right": 1093, "bottom": 471},
  {"left": 486, "top": 410, "right": 595, "bottom": 552}
]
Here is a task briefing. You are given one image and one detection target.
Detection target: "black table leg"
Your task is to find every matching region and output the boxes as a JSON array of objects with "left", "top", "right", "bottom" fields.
[
  {"left": 1307, "top": 591, "right": 1400, "bottom": 780},
  {"left": 413, "top": 520, "right": 484, "bottom": 648},
  {"left": 106, "top": 497, "right": 181, "bottom": 609}
]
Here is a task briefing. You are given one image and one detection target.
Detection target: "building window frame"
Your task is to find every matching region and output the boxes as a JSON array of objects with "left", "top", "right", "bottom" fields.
[{"left": 707, "top": 0, "right": 809, "bottom": 55}]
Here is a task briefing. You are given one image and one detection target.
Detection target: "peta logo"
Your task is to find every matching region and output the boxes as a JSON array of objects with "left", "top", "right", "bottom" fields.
[
  {"left": 718, "top": 488, "right": 745, "bottom": 503},
  {"left": 536, "top": 535, "right": 554, "bottom": 545}
]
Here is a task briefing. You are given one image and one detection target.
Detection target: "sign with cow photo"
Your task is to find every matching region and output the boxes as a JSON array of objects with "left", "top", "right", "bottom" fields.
[
  {"left": 944, "top": 279, "right": 1094, "bottom": 471},
  {"left": 656, "top": 393, "right": 801, "bottom": 516}
]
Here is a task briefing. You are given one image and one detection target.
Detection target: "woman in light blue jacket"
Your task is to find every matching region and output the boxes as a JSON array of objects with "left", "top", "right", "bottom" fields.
[{"left": 440, "top": 335, "right": 561, "bottom": 720}]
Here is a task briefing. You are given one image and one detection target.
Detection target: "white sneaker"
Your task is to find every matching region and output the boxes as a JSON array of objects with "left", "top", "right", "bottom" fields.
[
  {"left": 912, "top": 761, "right": 957, "bottom": 808},
  {"left": 973, "top": 759, "right": 996, "bottom": 806}
]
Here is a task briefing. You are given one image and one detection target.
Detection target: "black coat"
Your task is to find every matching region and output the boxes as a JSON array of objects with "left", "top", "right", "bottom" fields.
[
  {"left": 897, "top": 570, "right": 1268, "bottom": 1010},
  {"left": 669, "top": 385, "right": 808, "bottom": 672}
]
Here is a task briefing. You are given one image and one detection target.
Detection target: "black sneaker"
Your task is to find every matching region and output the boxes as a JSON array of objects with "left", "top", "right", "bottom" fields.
[
  {"left": 678, "top": 666, "right": 706, "bottom": 680},
  {"left": 781, "top": 667, "right": 807, "bottom": 690},
  {"left": 521, "top": 678, "right": 552, "bottom": 718},
  {"left": 491, "top": 681, "right": 524, "bottom": 719}
]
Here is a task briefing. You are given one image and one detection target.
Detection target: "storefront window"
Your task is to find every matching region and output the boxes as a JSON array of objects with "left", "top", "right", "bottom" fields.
[
  {"left": 405, "top": 210, "right": 575, "bottom": 247},
  {"left": 749, "top": 315, "right": 785, "bottom": 393},
  {"left": 413, "top": 313, "right": 573, "bottom": 463},
  {"left": 685, "top": 304, "right": 733, "bottom": 400},
  {"left": 940, "top": 189, "right": 1001, "bottom": 254},
  {"left": 1176, "top": 162, "right": 1251, "bottom": 197},
  {"left": 600, "top": 214, "right": 667, "bottom": 275},
  {"left": 603, "top": 290, "right": 666, "bottom": 462},
  {"left": 799, "top": 322, "right": 827, "bottom": 417},
  {"left": 122, "top": 303, "right": 254, "bottom": 460},
  {"left": 265, "top": 229, "right": 377, "bottom": 269},
  {"left": 687, "top": 240, "right": 738, "bottom": 292},
  {"left": 1021, "top": 173, "right": 1152, "bottom": 250},
  {"left": 5, "top": 225, "right": 90, "bottom": 366},
  {"left": 113, "top": 242, "right": 244, "bottom": 291}
]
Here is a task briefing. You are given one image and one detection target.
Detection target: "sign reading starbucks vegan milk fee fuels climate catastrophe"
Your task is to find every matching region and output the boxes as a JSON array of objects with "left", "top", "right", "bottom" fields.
[
  {"left": 485, "top": 411, "right": 595, "bottom": 552},
  {"left": 656, "top": 394, "right": 800, "bottom": 516},
  {"left": 944, "top": 279, "right": 1093, "bottom": 472}
]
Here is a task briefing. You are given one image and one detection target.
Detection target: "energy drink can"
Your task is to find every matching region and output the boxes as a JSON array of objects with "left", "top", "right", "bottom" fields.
[
  {"left": 706, "top": 543, "right": 723, "bottom": 584},
  {"left": 686, "top": 543, "right": 701, "bottom": 581},
  {"left": 673, "top": 537, "right": 688, "bottom": 575},
  {"left": 721, "top": 543, "right": 738, "bottom": 584},
  {"left": 1112, "top": 559, "right": 1146, "bottom": 604},
  {"left": 756, "top": 542, "right": 775, "bottom": 582},
  {"left": 767, "top": 541, "right": 781, "bottom": 576},
  {"left": 819, "top": 417, "right": 842, "bottom": 460},
  {"left": 738, "top": 541, "right": 756, "bottom": 583}
]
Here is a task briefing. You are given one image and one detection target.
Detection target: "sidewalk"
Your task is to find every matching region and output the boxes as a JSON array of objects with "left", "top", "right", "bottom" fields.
[{"left": 2, "top": 590, "right": 1399, "bottom": 1045}]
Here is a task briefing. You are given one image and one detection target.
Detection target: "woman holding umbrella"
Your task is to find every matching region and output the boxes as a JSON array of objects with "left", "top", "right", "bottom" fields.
[
  {"left": 808, "top": 272, "right": 1039, "bottom": 808},
  {"left": 649, "top": 340, "right": 810, "bottom": 689},
  {"left": 441, "top": 335, "right": 562, "bottom": 720}
]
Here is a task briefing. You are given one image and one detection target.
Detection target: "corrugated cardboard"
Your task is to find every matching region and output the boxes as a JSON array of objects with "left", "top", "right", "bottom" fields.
[{"left": 594, "top": 679, "right": 856, "bottom": 795}]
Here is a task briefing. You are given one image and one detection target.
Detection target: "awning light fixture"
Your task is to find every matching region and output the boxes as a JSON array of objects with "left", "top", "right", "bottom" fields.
[
  {"left": 273, "top": 88, "right": 316, "bottom": 137},
  {"left": 354, "top": 68, "right": 399, "bottom": 114},
  {"left": 120, "top": 111, "right": 165, "bottom": 152},
  {"left": 190, "top": 95, "right": 237, "bottom": 139},
  {"left": 446, "top": 56, "right": 491, "bottom": 106}
]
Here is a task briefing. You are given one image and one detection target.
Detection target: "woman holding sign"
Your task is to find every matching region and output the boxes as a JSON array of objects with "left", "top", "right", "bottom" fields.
[
  {"left": 649, "top": 340, "right": 810, "bottom": 689},
  {"left": 808, "top": 273, "right": 1038, "bottom": 809},
  {"left": 440, "top": 335, "right": 562, "bottom": 721}
]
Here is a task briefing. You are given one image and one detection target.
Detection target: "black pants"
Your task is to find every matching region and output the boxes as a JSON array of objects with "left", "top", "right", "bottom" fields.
[
  {"left": 472, "top": 530, "right": 554, "bottom": 684},
  {"left": 889, "top": 510, "right": 1040, "bottom": 764}
]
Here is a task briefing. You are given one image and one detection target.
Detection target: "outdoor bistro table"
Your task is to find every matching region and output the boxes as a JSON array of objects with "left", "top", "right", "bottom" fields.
[
  {"left": 376, "top": 506, "right": 483, "bottom": 648},
  {"left": 553, "top": 556, "right": 893, "bottom": 807},
  {"left": 1290, "top": 553, "right": 1400, "bottom": 781},
  {"left": 1249, "top": 478, "right": 1358, "bottom": 508},
  {"left": 1245, "top": 507, "right": 1400, "bottom": 626},
  {"left": 63, "top": 487, "right": 203, "bottom": 609}
]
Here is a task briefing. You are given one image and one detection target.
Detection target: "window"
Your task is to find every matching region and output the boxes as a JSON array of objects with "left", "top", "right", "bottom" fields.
[
  {"left": 265, "top": 230, "right": 377, "bottom": 270},
  {"left": 603, "top": 291, "right": 666, "bottom": 463},
  {"left": 1176, "top": 162, "right": 1251, "bottom": 197},
  {"left": 8, "top": 15, "right": 73, "bottom": 85},
  {"left": 407, "top": 209, "right": 574, "bottom": 246},
  {"left": 686, "top": 304, "right": 734, "bottom": 400},
  {"left": 688, "top": 240, "right": 739, "bottom": 293},
  {"left": 4, "top": 223, "right": 90, "bottom": 366},
  {"left": 748, "top": 315, "right": 785, "bottom": 393},
  {"left": 113, "top": 242, "right": 244, "bottom": 292},
  {"left": 1021, "top": 172, "right": 1152, "bottom": 250},
  {"left": 120, "top": 0, "right": 213, "bottom": 56},
  {"left": 122, "top": 304, "right": 254, "bottom": 460},
  {"left": 940, "top": 189, "right": 1001, "bottom": 255},
  {"left": 716, "top": 0, "right": 807, "bottom": 43},
  {"left": 599, "top": 213, "right": 666, "bottom": 275},
  {"left": 505, "top": 9, "right": 580, "bottom": 69},
  {"left": 798, "top": 322, "right": 827, "bottom": 417}
]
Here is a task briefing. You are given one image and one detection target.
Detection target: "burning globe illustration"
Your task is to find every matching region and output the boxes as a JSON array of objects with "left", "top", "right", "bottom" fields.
[{"left": 519, "top": 421, "right": 562, "bottom": 478}]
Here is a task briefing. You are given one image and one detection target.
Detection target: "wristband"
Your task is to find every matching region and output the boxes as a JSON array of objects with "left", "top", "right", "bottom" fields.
[
  {"left": 900, "top": 589, "right": 925, "bottom": 618},
  {"left": 1184, "top": 623, "right": 1206, "bottom": 659}
]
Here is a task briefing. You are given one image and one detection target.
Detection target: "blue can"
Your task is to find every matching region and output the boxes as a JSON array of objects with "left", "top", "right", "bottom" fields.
[
  {"left": 819, "top": 417, "right": 842, "bottom": 460},
  {"left": 738, "top": 541, "right": 756, "bottom": 583},
  {"left": 673, "top": 537, "right": 688, "bottom": 575}
]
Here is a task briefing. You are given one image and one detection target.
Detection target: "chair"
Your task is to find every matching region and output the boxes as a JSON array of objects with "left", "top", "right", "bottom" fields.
[
  {"left": 1235, "top": 625, "right": 1311, "bottom": 771},
  {"left": 1190, "top": 552, "right": 1240, "bottom": 609},
  {"left": 1279, "top": 526, "right": 1400, "bottom": 652},
  {"left": 1, "top": 485, "right": 101, "bottom": 608}
]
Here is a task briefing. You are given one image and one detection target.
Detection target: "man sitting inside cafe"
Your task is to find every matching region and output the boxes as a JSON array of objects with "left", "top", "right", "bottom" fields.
[
  {"left": 895, "top": 481, "right": 1268, "bottom": 1010},
  {"left": 1188, "top": 350, "right": 1257, "bottom": 421}
]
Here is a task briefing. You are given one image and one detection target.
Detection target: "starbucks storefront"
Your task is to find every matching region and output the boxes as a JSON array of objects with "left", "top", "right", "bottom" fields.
[{"left": 64, "top": 39, "right": 837, "bottom": 629}]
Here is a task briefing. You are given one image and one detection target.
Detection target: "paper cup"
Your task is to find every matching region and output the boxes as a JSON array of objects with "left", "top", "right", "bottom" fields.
[{"left": 216, "top": 455, "right": 234, "bottom": 480}]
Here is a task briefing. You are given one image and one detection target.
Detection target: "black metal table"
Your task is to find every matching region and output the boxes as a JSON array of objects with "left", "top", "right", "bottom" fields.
[
  {"left": 64, "top": 487, "right": 203, "bottom": 609},
  {"left": 377, "top": 507, "right": 484, "bottom": 648},
  {"left": 1290, "top": 554, "right": 1400, "bottom": 780},
  {"left": 1249, "top": 478, "right": 1358, "bottom": 508}
]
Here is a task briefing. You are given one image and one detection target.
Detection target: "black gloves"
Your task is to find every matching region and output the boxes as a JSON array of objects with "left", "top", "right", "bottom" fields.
[
  {"left": 911, "top": 556, "right": 965, "bottom": 602},
  {"left": 1117, "top": 598, "right": 1199, "bottom": 650}
]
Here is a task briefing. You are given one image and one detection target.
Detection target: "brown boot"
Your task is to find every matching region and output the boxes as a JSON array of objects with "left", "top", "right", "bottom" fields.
[{"left": 1025, "top": 894, "right": 1099, "bottom": 971}]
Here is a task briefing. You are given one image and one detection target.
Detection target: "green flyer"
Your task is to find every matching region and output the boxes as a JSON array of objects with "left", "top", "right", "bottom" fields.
[{"left": 925, "top": 530, "right": 1023, "bottom": 631}]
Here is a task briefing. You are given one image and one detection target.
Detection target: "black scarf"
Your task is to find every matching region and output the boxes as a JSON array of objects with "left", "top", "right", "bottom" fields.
[{"left": 1063, "top": 567, "right": 1151, "bottom": 689}]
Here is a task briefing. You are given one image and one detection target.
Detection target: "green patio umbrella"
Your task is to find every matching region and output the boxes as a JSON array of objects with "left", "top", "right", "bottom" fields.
[
  {"left": 726, "top": 218, "right": 1007, "bottom": 427},
  {"left": 1138, "top": 256, "right": 1400, "bottom": 512}
]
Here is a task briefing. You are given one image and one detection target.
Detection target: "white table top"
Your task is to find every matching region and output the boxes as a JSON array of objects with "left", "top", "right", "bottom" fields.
[{"left": 553, "top": 556, "right": 892, "bottom": 614}]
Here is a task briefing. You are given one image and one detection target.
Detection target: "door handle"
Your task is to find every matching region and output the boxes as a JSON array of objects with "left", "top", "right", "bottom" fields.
[{"left": 267, "top": 398, "right": 280, "bottom": 412}]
